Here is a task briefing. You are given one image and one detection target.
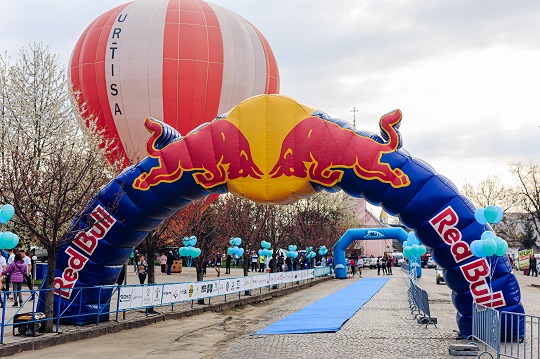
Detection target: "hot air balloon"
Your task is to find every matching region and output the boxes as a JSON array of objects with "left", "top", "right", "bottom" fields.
[{"left": 70, "top": 0, "right": 280, "bottom": 166}]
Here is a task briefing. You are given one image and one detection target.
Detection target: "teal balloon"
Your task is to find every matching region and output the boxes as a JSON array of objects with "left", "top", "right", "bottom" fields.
[
  {"left": 0, "top": 204, "right": 15, "bottom": 222},
  {"left": 237, "top": 248, "right": 244, "bottom": 257},
  {"left": 291, "top": 251, "right": 298, "bottom": 259},
  {"left": 234, "top": 238, "right": 242, "bottom": 246},
  {"left": 0, "top": 216, "right": 6, "bottom": 225},
  {"left": 407, "top": 232, "right": 418, "bottom": 244},
  {"left": 493, "top": 206, "right": 504, "bottom": 224},
  {"left": 179, "top": 247, "right": 188, "bottom": 256},
  {"left": 495, "top": 238, "right": 508, "bottom": 257},
  {"left": 403, "top": 241, "right": 409, "bottom": 248},
  {"left": 484, "top": 206, "right": 498, "bottom": 223},
  {"left": 482, "top": 238, "right": 497, "bottom": 256},
  {"left": 230, "top": 238, "right": 236, "bottom": 246},
  {"left": 192, "top": 248, "right": 201, "bottom": 258},
  {"left": 418, "top": 245, "right": 427, "bottom": 256},
  {"left": 474, "top": 208, "right": 487, "bottom": 225},
  {"left": 227, "top": 247, "right": 235, "bottom": 255},
  {"left": 189, "top": 236, "right": 197, "bottom": 246},
  {"left": 1, "top": 232, "right": 15, "bottom": 249},
  {"left": 182, "top": 237, "right": 190, "bottom": 246},
  {"left": 411, "top": 244, "right": 420, "bottom": 257},
  {"left": 403, "top": 246, "right": 412, "bottom": 258},
  {"left": 288, "top": 245, "right": 295, "bottom": 251},
  {"left": 481, "top": 231, "right": 495, "bottom": 240},
  {"left": 471, "top": 240, "right": 486, "bottom": 258}
]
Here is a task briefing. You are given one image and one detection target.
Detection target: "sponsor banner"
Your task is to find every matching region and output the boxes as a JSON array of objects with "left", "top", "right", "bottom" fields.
[
  {"left": 171, "top": 283, "right": 188, "bottom": 303},
  {"left": 283, "top": 271, "right": 293, "bottom": 284},
  {"left": 307, "top": 269, "right": 315, "bottom": 279},
  {"left": 162, "top": 284, "right": 174, "bottom": 305},
  {"left": 141, "top": 286, "right": 153, "bottom": 307},
  {"left": 236, "top": 277, "right": 245, "bottom": 292},
  {"left": 118, "top": 286, "right": 133, "bottom": 310},
  {"left": 191, "top": 282, "right": 203, "bottom": 300},
  {"left": 300, "top": 270, "right": 308, "bottom": 281},
  {"left": 187, "top": 283, "right": 196, "bottom": 299},
  {"left": 244, "top": 276, "right": 253, "bottom": 290},
  {"left": 218, "top": 278, "right": 236, "bottom": 295},
  {"left": 518, "top": 249, "right": 533, "bottom": 269},
  {"left": 250, "top": 274, "right": 267, "bottom": 289},
  {"left": 269, "top": 272, "right": 283, "bottom": 286},
  {"left": 131, "top": 286, "right": 143, "bottom": 308},
  {"left": 151, "top": 285, "right": 163, "bottom": 306}
]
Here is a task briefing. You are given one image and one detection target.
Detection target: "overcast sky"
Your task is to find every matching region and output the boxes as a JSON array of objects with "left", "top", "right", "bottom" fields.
[{"left": 1, "top": 0, "right": 539, "bottom": 189}]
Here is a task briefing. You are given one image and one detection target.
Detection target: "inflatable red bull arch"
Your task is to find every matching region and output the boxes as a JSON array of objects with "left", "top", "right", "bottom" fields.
[{"left": 50, "top": 94, "right": 522, "bottom": 338}]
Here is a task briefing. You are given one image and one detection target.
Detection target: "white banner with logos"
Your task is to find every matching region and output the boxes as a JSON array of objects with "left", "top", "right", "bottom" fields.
[{"left": 117, "top": 267, "right": 331, "bottom": 311}]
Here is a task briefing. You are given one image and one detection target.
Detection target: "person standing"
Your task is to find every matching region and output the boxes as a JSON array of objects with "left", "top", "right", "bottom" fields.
[
  {"left": 386, "top": 256, "right": 393, "bottom": 275},
  {"left": 166, "top": 251, "right": 174, "bottom": 275},
  {"left": 357, "top": 257, "right": 363, "bottom": 278},
  {"left": 159, "top": 252, "right": 167, "bottom": 273},
  {"left": 214, "top": 253, "right": 222, "bottom": 277},
  {"left": 0, "top": 255, "right": 6, "bottom": 307},
  {"left": 251, "top": 252, "right": 258, "bottom": 272},
  {"left": 225, "top": 254, "right": 232, "bottom": 274},
  {"left": 133, "top": 250, "right": 140, "bottom": 273},
  {"left": 20, "top": 250, "right": 33, "bottom": 290},
  {"left": 350, "top": 258, "right": 356, "bottom": 277},
  {"left": 4, "top": 249, "right": 14, "bottom": 299},
  {"left": 137, "top": 255, "right": 148, "bottom": 284},
  {"left": 259, "top": 255, "right": 265, "bottom": 272},
  {"left": 377, "top": 256, "right": 382, "bottom": 275},
  {"left": 381, "top": 256, "right": 387, "bottom": 275},
  {"left": 1, "top": 253, "right": 27, "bottom": 307},
  {"left": 529, "top": 255, "right": 538, "bottom": 277}
]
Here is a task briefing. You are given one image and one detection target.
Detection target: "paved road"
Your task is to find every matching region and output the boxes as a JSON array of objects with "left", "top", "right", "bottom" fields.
[{"left": 9, "top": 266, "right": 540, "bottom": 359}]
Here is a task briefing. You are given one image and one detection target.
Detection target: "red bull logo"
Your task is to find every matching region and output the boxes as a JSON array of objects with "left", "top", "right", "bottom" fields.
[
  {"left": 131, "top": 95, "right": 410, "bottom": 203},
  {"left": 133, "top": 118, "right": 263, "bottom": 190},
  {"left": 269, "top": 110, "right": 410, "bottom": 188}
]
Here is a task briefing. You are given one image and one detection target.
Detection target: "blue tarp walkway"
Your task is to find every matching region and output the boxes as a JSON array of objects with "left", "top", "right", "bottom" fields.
[{"left": 255, "top": 277, "right": 389, "bottom": 335}]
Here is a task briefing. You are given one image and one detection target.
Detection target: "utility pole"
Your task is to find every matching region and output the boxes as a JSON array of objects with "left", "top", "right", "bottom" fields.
[{"left": 350, "top": 107, "right": 358, "bottom": 128}]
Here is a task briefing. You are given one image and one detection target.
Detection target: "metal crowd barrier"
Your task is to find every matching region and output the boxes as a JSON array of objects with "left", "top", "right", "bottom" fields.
[
  {"left": 471, "top": 302, "right": 536, "bottom": 359},
  {"left": 402, "top": 265, "right": 436, "bottom": 328},
  {"left": 0, "top": 266, "right": 332, "bottom": 344}
]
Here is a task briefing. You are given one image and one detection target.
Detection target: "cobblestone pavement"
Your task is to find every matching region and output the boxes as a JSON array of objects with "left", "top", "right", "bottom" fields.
[{"left": 7, "top": 266, "right": 540, "bottom": 359}]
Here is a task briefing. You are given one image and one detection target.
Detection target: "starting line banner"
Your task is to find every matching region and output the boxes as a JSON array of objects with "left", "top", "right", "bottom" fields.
[{"left": 118, "top": 266, "right": 331, "bottom": 311}]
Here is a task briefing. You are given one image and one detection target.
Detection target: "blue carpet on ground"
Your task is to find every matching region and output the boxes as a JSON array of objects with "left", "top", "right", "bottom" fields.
[{"left": 255, "top": 277, "right": 389, "bottom": 335}]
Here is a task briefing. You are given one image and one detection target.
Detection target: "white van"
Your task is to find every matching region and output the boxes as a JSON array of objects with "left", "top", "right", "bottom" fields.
[{"left": 390, "top": 252, "right": 405, "bottom": 266}]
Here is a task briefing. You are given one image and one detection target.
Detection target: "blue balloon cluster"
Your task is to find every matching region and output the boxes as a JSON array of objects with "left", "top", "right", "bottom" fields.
[
  {"left": 305, "top": 246, "right": 316, "bottom": 259},
  {"left": 227, "top": 237, "right": 244, "bottom": 257},
  {"left": 286, "top": 245, "right": 298, "bottom": 259},
  {"left": 318, "top": 246, "right": 328, "bottom": 256},
  {"left": 179, "top": 236, "right": 201, "bottom": 258},
  {"left": 403, "top": 232, "right": 427, "bottom": 259},
  {"left": 258, "top": 240, "right": 272, "bottom": 257},
  {"left": 470, "top": 231, "right": 508, "bottom": 258},
  {"left": 0, "top": 204, "right": 15, "bottom": 225},
  {"left": 474, "top": 205, "right": 503, "bottom": 225}
]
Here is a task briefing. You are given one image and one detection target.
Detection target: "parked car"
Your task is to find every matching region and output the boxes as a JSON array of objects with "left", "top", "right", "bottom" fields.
[
  {"left": 427, "top": 258, "right": 437, "bottom": 268},
  {"left": 30, "top": 246, "right": 48, "bottom": 261},
  {"left": 390, "top": 252, "right": 405, "bottom": 266},
  {"left": 368, "top": 258, "right": 378, "bottom": 269},
  {"left": 436, "top": 265, "right": 445, "bottom": 285}
]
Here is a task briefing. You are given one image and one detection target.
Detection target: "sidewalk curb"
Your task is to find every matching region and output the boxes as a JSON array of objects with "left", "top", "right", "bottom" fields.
[{"left": 0, "top": 276, "right": 333, "bottom": 357}]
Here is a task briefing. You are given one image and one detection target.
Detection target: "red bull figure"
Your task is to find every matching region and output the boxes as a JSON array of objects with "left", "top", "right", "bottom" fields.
[
  {"left": 269, "top": 109, "right": 409, "bottom": 188},
  {"left": 133, "top": 118, "right": 263, "bottom": 190}
]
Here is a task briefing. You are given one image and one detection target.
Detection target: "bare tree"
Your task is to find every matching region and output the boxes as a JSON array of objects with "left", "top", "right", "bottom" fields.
[
  {"left": 461, "top": 176, "right": 516, "bottom": 212},
  {"left": 510, "top": 162, "right": 540, "bottom": 245},
  {"left": 0, "top": 44, "right": 115, "bottom": 330},
  {"left": 219, "top": 195, "right": 269, "bottom": 276}
]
